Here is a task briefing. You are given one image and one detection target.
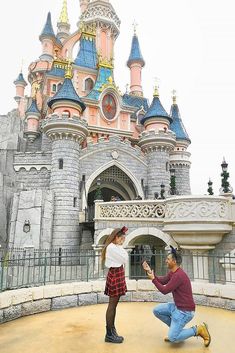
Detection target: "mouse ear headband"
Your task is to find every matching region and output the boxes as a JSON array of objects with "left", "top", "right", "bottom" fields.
[
  {"left": 170, "top": 245, "right": 178, "bottom": 257},
  {"left": 120, "top": 226, "right": 128, "bottom": 234}
]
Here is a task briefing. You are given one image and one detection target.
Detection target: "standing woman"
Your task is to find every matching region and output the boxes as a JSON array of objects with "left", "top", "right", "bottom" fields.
[{"left": 101, "top": 226, "right": 128, "bottom": 344}]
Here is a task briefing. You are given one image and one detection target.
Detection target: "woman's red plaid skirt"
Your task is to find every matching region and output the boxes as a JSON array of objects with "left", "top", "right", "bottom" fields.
[{"left": 104, "top": 265, "right": 127, "bottom": 297}]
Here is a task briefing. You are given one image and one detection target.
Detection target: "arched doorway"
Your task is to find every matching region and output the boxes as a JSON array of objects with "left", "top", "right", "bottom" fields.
[{"left": 86, "top": 165, "right": 141, "bottom": 220}]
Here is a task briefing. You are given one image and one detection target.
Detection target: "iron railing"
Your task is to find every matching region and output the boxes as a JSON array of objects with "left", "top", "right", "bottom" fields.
[{"left": 0, "top": 249, "right": 234, "bottom": 292}]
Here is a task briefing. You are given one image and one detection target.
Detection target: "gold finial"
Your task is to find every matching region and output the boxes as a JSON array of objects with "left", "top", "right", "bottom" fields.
[
  {"left": 59, "top": 0, "right": 69, "bottom": 24},
  {"left": 172, "top": 89, "right": 177, "bottom": 104},
  {"left": 153, "top": 77, "right": 159, "bottom": 97},
  {"left": 108, "top": 76, "right": 113, "bottom": 84},
  {"left": 65, "top": 60, "right": 73, "bottom": 79},
  {"left": 132, "top": 20, "right": 138, "bottom": 35}
]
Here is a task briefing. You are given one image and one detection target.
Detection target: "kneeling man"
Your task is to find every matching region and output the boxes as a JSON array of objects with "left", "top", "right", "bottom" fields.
[{"left": 142, "top": 248, "right": 211, "bottom": 347}]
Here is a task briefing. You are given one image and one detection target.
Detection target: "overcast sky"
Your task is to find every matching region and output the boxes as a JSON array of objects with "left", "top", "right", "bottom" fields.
[{"left": 0, "top": 0, "right": 235, "bottom": 195}]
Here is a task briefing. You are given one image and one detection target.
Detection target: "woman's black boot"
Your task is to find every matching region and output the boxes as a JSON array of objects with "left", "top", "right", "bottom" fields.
[
  {"left": 112, "top": 327, "right": 124, "bottom": 341},
  {"left": 105, "top": 326, "right": 123, "bottom": 343}
]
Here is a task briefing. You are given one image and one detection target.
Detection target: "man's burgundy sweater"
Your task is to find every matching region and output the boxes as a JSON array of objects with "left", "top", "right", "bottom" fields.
[{"left": 152, "top": 267, "right": 195, "bottom": 311}]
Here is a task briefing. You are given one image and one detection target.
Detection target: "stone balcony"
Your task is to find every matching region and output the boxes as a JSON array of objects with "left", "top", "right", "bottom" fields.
[{"left": 94, "top": 196, "right": 234, "bottom": 250}]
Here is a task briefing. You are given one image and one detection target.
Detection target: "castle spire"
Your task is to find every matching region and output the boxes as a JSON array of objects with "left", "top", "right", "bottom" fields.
[
  {"left": 170, "top": 92, "right": 191, "bottom": 144},
  {"left": 39, "top": 12, "right": 56, "bottom": 61},
  {"left": 57, "top": 0, "right": 70, "bottom": 42},
  {"left": 59, "top": 0, "right": 69, "bottom": 24},
  {"left": 127, "top": 25, "right": 145, "bottom": 97}
]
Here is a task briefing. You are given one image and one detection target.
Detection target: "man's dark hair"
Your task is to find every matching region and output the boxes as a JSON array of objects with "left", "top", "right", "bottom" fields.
[{"left": 169, "top": 246, "right": 182, "bottom": 265}]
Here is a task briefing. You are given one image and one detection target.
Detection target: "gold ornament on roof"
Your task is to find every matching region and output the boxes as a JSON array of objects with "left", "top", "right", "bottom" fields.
[
  {"left": 79, "top": 21, "right": 96, "bottom": 39},
  {"left": 65, "top": 59, "right": 73, "bottom": 79},
  {"left": 32, "top": 81, "right": 40, "bottom": 98},
  {"left": 98, "top": 55, "right": 114, "bottom": 69}
]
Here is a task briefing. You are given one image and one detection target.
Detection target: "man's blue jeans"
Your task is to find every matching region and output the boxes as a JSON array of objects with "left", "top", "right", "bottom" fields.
[{"left": 153, "top": 302, "right": 196, "bottom": 342}]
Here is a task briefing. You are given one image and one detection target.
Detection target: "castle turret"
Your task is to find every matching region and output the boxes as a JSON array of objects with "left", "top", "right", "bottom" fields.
[
  {"left": 42, "top": 62, "right": 88, "bottom": 249},
  {"left": 14, "top": 72, "right": 27, "bottom": 103},
  {"left": 57, "top": 0, "right": 70, "bottom": 42},
  {"left": 169, "top": 92, "right": 191, "bottom": 194},
  {"left": 24, "top": 99, "right": 41, "bottom": 143},
  {"left": 39, "top": 12, "right": 56, "bottom": 61},
  {"left": 127, "top": 29, "right": 145, "bottom": 97},
  {"left": 13, "top": 72, "right": 27, "bottom": 117},
  {"left": 139, "top": 87, "right": 176, "bottom": 198}
]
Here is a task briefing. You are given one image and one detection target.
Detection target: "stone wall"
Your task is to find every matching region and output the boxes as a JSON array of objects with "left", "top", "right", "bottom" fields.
[
  {"left": 0, "top": 280, "right": 234, "bottom": 324},
  {"left": 8, "top": 189, "right": 54, "bottom": 248},
  {"left": 147, "top": 150, "right": 170, "bottom": 198},
  {"left": 174, "top": 164, "right": 191, "bottom": 195}
]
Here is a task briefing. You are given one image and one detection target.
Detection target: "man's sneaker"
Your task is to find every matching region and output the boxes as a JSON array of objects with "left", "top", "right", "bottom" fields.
[{"left": 196, "top": 322, "right": 211, "bottom": 347}]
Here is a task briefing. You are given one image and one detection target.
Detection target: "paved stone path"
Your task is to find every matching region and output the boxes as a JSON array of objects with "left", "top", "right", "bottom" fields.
[{"left": 0, "top": 302, "right": 234, "bottom": 353}]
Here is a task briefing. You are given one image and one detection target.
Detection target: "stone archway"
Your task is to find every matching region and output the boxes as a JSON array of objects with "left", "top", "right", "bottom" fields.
[
  {"left": 82, "top": 160, "right": 144, "bottom": 210},
  {"left": 123, "top": 227, "right": 178, "bottom": 248}
]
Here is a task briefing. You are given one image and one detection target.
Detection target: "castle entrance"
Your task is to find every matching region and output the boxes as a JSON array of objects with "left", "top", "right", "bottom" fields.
[{"left": 86, "top": 165, "right": 140, "bottom": 220}]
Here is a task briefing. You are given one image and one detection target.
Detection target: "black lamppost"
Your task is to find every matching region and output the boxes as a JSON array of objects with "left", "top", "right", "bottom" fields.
[
  {"left": 221, "top": 158, "right": 231, "bottom": 193},
  {"left": 170, "top": 168, "right": 176, "bottom": 195},
  {"left": 207, "top": 179, "right": 214, "bottom": 195},
  {"left": 160, "top": 183, "right": 165, "bottom": 199},
  {"left": 94, "top": 177, "right": 103, "bottom": 200}
]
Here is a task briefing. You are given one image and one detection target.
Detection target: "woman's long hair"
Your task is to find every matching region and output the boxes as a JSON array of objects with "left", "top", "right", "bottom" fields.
[{"left": 101, "top": 228, "right": 123, "bottom": 267}]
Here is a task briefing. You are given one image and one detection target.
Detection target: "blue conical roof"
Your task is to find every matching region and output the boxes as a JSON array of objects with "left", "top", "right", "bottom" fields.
[
  {"left": 74, "top": 35, "right": 97, "bottom": 69},
  {"left": 170, "top": 103, "right": 191, "bottom": 142},
  {"left": 26, "top": 99, "right": 40, "bottom": 115},
  {"left": 14, "top": 72, "right": 27, "bottom": 86},
  {"left": 47, "top": 78, "right": 86, "bottom": 111},
  {"left": 141, "top": 95, "right": 172, "bottom": 125},
  {"left": 40, "top": 12, "right": 56, "bottom": 40},
  {"left": 127, "top": 34, "right": 145, "bottom": 68}
]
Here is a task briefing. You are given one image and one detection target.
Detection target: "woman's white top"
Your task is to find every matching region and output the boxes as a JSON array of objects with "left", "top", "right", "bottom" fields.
[{"left": 105, "top": 243, "right": 128, "bottom": 268}]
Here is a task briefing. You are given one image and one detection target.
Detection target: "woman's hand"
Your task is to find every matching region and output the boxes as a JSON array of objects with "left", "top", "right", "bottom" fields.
[{"left": 147, "top": 269, "right": 155, "bottom": 280}]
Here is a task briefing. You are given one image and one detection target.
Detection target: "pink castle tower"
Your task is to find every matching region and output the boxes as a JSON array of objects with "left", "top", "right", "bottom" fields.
[{"left": 127, "top": 27, "right": 145, "bottom": 97}]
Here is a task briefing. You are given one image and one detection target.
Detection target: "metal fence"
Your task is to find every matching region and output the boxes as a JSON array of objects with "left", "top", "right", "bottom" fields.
[{"left": 0, "top": 249, "right": 234, "bottom": 292}]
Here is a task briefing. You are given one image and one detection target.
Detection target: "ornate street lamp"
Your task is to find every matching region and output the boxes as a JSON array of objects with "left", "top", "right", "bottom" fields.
[
  {"left": 160, "top": 183, "right": 165, "bottom": 199},
  {"left": 94, "top": 177, "right": 103, "bottom": 200},
  {"left": 207, "top": 179, "right": 214, "bottom": 195},
  {"left": 170, "top": 168, "right": 176, "bottom": 195},
  {"left": 220, "top": 158, "right": 232, "bottom": 194}
]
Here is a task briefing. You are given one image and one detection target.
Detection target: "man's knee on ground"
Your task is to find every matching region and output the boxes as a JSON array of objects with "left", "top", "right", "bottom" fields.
[{"left": 168, "top": 333, "right": 179, "bottom": 343}]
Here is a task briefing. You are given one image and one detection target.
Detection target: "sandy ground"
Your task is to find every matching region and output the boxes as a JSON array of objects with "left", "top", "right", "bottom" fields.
[{"left": 0, "top": 302, "right": 234, "bottom": 353}]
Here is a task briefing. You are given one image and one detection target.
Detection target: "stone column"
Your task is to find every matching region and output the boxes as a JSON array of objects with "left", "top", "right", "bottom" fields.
[
  {"left": 182, "top": 246, "right": 214, "bottom": 283},
  {"left": 42, "top": 114, "right": 88, "bottom": 249}
]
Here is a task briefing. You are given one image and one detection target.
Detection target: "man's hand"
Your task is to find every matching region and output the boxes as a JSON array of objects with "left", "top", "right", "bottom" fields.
[
  {"left": 147, "top": 269, "right": 155, "bottom": 281},
  {"left": 142, "top": 261, "right": 151, "bottom": 272}
]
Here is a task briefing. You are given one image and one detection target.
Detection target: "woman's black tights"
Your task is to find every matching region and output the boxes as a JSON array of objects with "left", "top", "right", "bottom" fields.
[{"left": 106, "top": 296, "right": 120, "bottom": 329}]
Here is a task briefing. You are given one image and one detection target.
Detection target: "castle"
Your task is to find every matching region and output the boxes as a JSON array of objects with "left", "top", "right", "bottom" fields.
[{"left": 0, "top": 0, "right": 234, "bottom": 273}]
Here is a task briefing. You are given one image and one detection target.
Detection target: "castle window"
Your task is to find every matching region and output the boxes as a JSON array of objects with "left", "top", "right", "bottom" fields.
[
  {"left": 57, "top": 82, "right": 62, "bottom": 91},
  {"left": 85, "top": 78, "right": 94, "bottom": 92},
  {"left": 73, "top": 197, "right": 78, "bottom": 207},
  {"left": 166, "top": 162, "right": 169, "bottom": 171},
  {"left": 52, "top": 84, "right": 57, "bottom": 92},
  {"left": 59, "top": 159, "right": 63, "bottom": 169},
  {"left": 63, "top": 110, "right": 71, "bottom": 117}
]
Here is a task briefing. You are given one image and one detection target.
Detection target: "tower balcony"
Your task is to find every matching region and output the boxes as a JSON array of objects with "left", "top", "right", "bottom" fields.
[{"left": 42, "top": 113, "right": 88, "bottom": 142}]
